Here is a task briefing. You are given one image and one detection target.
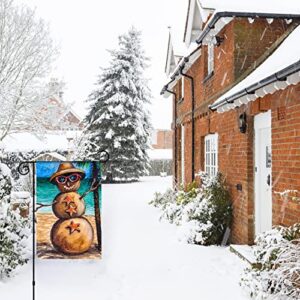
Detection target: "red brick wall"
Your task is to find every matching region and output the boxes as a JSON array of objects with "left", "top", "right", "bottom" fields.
[
  {"left": 271, "top": 86, "right": 300, "bottom": 227},
  {"left": 186, "top": 84, "right": 300, "bottom": 244},
  {"left": 234, "top": 18, "right": 290, "bottom": 78},
  {"left": 172, "top": 18, "right": 300, "bottom": 244}
]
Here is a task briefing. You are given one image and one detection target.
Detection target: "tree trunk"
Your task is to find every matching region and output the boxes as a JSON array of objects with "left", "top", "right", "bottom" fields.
[{"left": 92, "top": 162, "right": 102, "bottom": 252}]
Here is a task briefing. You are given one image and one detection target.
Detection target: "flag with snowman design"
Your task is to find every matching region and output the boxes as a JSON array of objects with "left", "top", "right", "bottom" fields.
[{"left": 36, "top": 161, "right": 102, "bottom": 259}]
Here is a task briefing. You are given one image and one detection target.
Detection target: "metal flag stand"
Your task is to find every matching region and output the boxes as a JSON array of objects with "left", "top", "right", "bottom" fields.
[{"left": 17, "top": 150, "right": 109, "bottom": 300}]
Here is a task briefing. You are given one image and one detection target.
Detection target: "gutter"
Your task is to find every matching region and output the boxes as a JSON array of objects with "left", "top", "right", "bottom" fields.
[
  {"left": 209, "top": 59, "right": 300, "bottom": 111},
  {"left": 161, "top": 45, "right": 201, "bottom": 95},
  {"left": 196, "top": 11, "right": 300, "bottom": 44},
  {"left": 179, "top": 63, "right": 195, "bottom": 182},
  {"left": 164, "top": 86, "right": 178, "bottom": 185}
]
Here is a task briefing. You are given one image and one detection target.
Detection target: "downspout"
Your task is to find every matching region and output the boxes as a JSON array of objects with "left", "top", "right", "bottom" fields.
[
  {"left": 179, "top": 63, "right": 195, "bottom": 182},
  {"left": 165, "top": 86, "right": 178, "bottom": 185}
]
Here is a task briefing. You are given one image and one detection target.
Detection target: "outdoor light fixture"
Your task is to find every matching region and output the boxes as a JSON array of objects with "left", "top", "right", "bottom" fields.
[
  {"left": 215, "top": 36, "right": 224, "bottom": 47},
  {"left": 239, "top": 112, "right": 247, "bottom": 133}
]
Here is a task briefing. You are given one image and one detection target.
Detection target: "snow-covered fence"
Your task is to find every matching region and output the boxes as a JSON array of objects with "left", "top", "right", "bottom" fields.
[
  {"left": 11, "top": 192, "right": 32, "bottom": 218},
  {"left": 149, "top": 159, "right": 172, "bottom": 176},
  {"left": 1, "top": 150, "right": 67, "bottom": 179}
]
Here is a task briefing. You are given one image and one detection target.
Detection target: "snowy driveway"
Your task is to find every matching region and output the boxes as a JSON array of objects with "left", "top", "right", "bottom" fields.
[{"left": 1, "top": 176, "right": 249, "bottom": 300}]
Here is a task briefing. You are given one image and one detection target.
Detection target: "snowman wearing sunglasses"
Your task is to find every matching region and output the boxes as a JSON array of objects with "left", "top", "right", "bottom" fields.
[
  {"left": 55, "top": 173, "right": 83, "bottom": 192},
  {"left": 48, "top": 162, "right": 94, "bottom": 255}
]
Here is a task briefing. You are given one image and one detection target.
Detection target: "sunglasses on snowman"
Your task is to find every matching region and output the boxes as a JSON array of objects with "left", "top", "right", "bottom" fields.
[{"left": 55, "top": 173, "right": 82, "bottom": 184}]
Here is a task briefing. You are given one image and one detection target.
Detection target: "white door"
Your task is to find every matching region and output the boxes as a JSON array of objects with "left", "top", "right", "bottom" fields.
[
  {"left": 254, "top": 110, "right": 272, "bottom": 235},
  {"left": 181, "top": 125, "right": 185, "bottom": 184}
]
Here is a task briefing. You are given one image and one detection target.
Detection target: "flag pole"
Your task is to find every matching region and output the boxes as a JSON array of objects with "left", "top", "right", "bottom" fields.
[
  {"left": 32, "top": 162, "right": 36, "bottom": 300},
  {"left": 92, "top": 162, "right": 102, "bottom": 252},
  {"left": 17, "top": 162, "right": 36, "bottom": 300}
]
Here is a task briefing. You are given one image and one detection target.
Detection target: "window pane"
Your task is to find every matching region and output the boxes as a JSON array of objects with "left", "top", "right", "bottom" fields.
[{"left": 204, "top": 134, "right": 218, "bottom": 177}]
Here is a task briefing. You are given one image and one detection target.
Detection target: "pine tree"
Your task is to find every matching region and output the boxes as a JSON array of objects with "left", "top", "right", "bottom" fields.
[
  {"left": 0, "top": 163, "right": 31, "bottom": 279},
  {"left": 79, "top": 27, "right": 152, "bottom": 182}
]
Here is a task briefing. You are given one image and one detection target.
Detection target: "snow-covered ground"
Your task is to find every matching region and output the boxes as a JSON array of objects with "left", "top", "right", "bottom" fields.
[{"left": 0, "top": 176, "right": 249, "bottom": 300}]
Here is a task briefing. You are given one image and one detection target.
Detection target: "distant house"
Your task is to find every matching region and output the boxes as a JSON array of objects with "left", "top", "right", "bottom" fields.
[
  {"left": 161, "top": 0, "right": 300, "bottom": 244},
  {"left": 151, "top": 129, "right": 172, "bottom": 149},
  {"left": 2, "top": 87, "right": 82, "bottom": 160},
  {"left": 148, "top": 129, "right": 173, "bottom": 176}
]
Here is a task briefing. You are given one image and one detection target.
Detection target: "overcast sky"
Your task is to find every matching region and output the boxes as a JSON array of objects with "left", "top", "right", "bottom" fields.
[{"left": 19, "top": 0, "right": 188, "bottom": 129}]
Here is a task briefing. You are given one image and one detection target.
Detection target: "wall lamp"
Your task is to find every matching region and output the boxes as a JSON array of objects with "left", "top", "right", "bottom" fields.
[
  {"left": 214, "top": 36, "right": 225, "bottom": 47},
  {"left": 239, "top": 112, "right": 247, "bottom": 133}
]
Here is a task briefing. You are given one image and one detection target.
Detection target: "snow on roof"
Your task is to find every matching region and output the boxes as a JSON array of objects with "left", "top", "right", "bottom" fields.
[
  {"left": 199, "top": 0, "right": 300, "bottom": 15},
  {"left": 148, "top": 149, "right": 172, "bottom": 160},
  {"left": 170, "top": 29, "right": 187, "bottom": 57},
  {"left": 212, "top": 25, "right": 300, "bottom": 111},
  {"left": 2, "top": 132, "right": 70, "bottom": 152}
]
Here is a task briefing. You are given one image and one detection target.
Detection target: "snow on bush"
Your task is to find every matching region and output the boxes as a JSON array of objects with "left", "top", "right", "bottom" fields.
[
  {"left": 0, "top": 163, "right": 31, "bottom": 280},
  {"left": 241, "top": 224, "right": 300, "bottom": 299},
  {"left": 150, "top": 172, "right": 232, "bottom": 245}
]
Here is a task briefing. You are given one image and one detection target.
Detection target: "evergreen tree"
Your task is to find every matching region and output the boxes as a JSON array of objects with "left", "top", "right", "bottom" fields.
[{"left": 79, "top": 27, "right": 152, "bottom": 182}]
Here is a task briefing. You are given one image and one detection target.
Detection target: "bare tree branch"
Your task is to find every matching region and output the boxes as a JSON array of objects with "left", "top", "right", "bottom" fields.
[{"left": 0, "top": 0, "right": 61, "bottom": 141}]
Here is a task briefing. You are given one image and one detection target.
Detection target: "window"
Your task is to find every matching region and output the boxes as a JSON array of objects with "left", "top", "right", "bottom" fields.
[
  {"left": 207, "top": 42, "right": 214, "bottom": 75},
  {"left": 204, "top": 134, "right": 218, "bottom": 177}
]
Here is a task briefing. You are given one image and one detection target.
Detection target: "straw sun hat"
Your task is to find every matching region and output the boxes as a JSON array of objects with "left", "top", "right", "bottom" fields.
[{"left": 50, "top": 162, "right": 86, "bottom": 183}]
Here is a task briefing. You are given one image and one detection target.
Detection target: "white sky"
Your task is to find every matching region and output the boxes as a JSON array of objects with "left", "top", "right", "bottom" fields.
[{"left": 18, "top": 0, "right": 188, "bottom": 129}]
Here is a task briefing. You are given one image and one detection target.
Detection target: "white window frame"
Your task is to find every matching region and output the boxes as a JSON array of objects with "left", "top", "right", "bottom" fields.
[
  {"left": 204, "top": 134, "right": 218, "bottom": 177},
  {"left": 207, "top": 42, "right": 214, "bottom": 75},
  {"left": 181, "top": 77, "right": 184, "bottom": 99}
]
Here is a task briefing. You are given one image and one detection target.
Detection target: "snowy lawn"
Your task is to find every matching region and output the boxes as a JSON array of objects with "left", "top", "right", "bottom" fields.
[{"left": 1, "top": 176, "right": 249, "bottom": 300}]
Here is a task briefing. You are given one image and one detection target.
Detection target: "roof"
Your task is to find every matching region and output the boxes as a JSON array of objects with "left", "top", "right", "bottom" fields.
[
  {"left": 165, "top": 29, "right": 187, "bottom": 76},
  {"left": 165, "top": 2, "right": 190, "bottom": 77},
  {"left": 2, "top": 132, "right": 76, "bottom": 152},
  {"left": 184, "top": 0, "right": 300, "bottom": 46},
  {"left": 211, "top": 25, "right": 300, "bottom": 112},
  {"left": 199, "top": 0, "right": 300, "bottom": 15},
  {"left": 162, "top": 1, "right": 300, "bottom": 97}
]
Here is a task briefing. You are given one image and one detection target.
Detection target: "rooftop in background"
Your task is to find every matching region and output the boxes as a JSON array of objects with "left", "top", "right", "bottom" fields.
[
  {"left": 1, "top": 132, "right": 80, "bottom": 152},
  {"left": 151, "top": 129, "right": 172, "bottom": 149}
]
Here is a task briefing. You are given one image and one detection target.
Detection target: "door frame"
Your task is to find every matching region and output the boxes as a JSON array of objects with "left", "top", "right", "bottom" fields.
[{"left": 254, "top": 110, "right": 272, "bottom": 236}]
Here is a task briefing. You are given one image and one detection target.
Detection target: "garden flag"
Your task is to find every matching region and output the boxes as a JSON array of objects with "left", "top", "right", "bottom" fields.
[{"left": 36, "top": 161, "right": 102, "bottom": 259}]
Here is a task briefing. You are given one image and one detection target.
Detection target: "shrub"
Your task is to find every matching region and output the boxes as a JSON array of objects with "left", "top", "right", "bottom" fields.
[
  {"left": 0, "top": 163, "right": 31, "bottom": 279},
  {"left": 150, "top": 172, "right": 232, "bottom": 245},
  {"left": 241, "top": 224, "right": 300, "bottom": 299}
]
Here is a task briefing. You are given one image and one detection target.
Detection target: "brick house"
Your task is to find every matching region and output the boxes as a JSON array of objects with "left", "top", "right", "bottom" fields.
[
  {"left": 2, "top": 82, "right": 82, "bottom": 160},
  {"left": 151, "top": 129, "right": 173, "bottom": 149},
  {"left": 161, "top": 0, "right": 300, "bottom": 244}
]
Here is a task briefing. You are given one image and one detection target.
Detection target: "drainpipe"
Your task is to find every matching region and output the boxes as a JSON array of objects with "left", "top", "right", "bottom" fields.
[
  {"left": 179, "top": 63, "right": 195, "bottom": 182},
  {"left": 161, "top": 84, "right": 178, "bottom": 185}
]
